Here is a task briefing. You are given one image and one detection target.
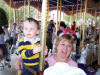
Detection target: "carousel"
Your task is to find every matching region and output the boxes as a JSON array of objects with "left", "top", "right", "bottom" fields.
[{"left": 0, "top": 0, "right": 100, "bottom": 75}]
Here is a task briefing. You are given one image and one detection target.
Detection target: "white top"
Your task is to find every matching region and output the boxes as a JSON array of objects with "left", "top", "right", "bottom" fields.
[
  {"left": 75, "top": 31, "right": 80, "bottom": 39},
  {"left": 44, "top": 62, "right": 86, "bottom": 75}
]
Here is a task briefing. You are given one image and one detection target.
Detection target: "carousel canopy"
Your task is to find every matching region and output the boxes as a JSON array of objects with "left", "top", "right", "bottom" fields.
[{"left": 3, "top": 0, "right": 100, "bottom": 16}]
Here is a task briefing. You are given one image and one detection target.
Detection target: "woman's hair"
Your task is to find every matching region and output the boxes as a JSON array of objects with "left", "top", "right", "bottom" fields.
[
  {"left": 55, "top": 34, "right": 73, "bottom": 50},
  {"left": 23, "top": 18, "right": 40, "bottom": 29}
]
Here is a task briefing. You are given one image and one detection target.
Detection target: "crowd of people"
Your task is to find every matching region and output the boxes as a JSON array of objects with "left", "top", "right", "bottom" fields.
[{"left": 0, "top": 17, "right": 99, "bottom": 75}]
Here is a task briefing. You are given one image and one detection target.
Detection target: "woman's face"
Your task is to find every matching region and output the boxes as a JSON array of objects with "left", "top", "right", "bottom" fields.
[{"left": 56, "top": 39, "right": 72, "bottom": 58}]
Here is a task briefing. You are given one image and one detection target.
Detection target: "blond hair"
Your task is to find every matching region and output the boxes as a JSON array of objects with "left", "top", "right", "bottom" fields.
[
  {"left": 55, "top": 34, "right": 73, "bottom": 50},
  {"left": 23, "top": 18, "right": 40, "bottom": 29}
]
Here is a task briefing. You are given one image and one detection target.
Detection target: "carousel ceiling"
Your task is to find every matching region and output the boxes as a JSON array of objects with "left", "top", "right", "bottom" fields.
[{"left": 3, "top": 0, "right": 100, "bottom": 16}]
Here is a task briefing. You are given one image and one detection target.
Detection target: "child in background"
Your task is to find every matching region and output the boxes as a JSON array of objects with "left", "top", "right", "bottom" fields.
[{"left": 17, "top": 18, "right": 42, "bottom": 75}]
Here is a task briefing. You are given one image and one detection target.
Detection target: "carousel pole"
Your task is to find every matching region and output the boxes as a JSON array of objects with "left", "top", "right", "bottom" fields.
[
  {"left": 79, "top": 0, "right": 83, "bottom": 49},
  {"left": 24, "top": 0, "right": 26, "bottom": 20},
  {"left": 13, "top": 8, "right": 16, "bottom": 23},
  {"left": 84, "top": 0, "right": 87, "bottom": 23},
  {"left": 94, "top": 9, "right": 97, "bottom": 36},
  {"left": 28, "top": 0, "right": 30, "bottom": 17},
  {"left": 99, "top": 25, "right": 100, "bottom": 65},
  {"left": 39, "top": 0, "right": 49, "bottom": 72},
  {"left": 69, "top": 15, "right": 71, "bottom": 28},
  {"left": 95, "top": 11, "right": 100, "bottom": 66},
  {"left": 72, "top": 2, "right": 74, "bottom": 22},
  {"left": 37, "top": 0, "right": 40, "bottom": 19},
  {"left": 59, "top": 0, "right": 62, "bottom": 23},
  {"left": 82, "top": 0, "right": 87, "bottom": 48},
  {"left": 70, "top": 3, "right": 74, "bottom": 27},
  {"left": 76, "top": 0, "right": 79, "bottom": 26},
  {"left": 9, "top": 0, "right": 12, "bottom": 32},
  {"left": 18, "top": 9, "right": 20, "bottom": 25},
  {"left": 80, "top": 0, "right": 82, "bottom": 19},
  {"left": 56, "top": 0, "right": 59, "bottom": 36},
  {"left": 94, "top": 8, "right": 97, "bottom": 22},
  {"left": 96, "top": 10, "right": 100, "bottom": 65},
  {"left": 16, "top": 9, "right": 18, "bottom": 24}
]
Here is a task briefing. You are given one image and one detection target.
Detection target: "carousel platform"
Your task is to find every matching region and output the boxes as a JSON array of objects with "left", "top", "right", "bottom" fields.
[{"left": 0, "top": 54, "right": 18, "bottom": 75}]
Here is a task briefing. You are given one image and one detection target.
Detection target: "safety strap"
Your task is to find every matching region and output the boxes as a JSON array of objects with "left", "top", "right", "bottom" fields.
[{"left": 25, "top": 66, "right": 37, "bottom": 75}]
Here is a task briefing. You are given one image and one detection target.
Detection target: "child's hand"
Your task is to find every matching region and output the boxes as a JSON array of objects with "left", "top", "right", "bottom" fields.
[
  {"left": 15, "top": 57, "right": 23, "bottom": 70},
  {"left": 33, "top": 45, "right": 42, "bottom": 54}
]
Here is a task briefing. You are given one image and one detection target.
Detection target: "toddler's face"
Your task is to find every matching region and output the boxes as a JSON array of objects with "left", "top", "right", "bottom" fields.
[{"left": 23, "top": 21, "right": 39, "bottom": 39}]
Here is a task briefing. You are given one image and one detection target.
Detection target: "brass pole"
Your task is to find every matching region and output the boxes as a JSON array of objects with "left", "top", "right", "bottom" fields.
[
  {"left": 80, "top": 0, "right": 83, "bottom": 49},
  {"left": 80, "top": 0, "right": 82, "bottom": 19},
  {"left": 70, "top": 15, "right": 72, "bottom": 28},
  {"left": 94, "top": 8, "right": 97, "bottom": 22},
  {"left": 28, "top": 0, "right": 30, "bottom": 17},
  {"left": 18, "top": 9, "right": 20, "bottom": 25},
  {"left": 84, "top": 0, "right": 87, "bottom": 23},
  {"left": 39, "top": 0, "right": 49, "bottom": 71},
  {"left": 99, "top": 27, "right": 100, "bottom": 65},
  {"left": 37, "top": 0, "right": 40, "bottom": 19},
  {"left": 13, "top": 9, "right": 16, "bottom": 23},
  {"left": 56, "top": 0, "right": 59, "bottom": 36},
  {"left": 76, "top": 0, "right": 79, "bottom": 23},
  {"left": 72, "top": 3, "right": 74, "bottom": 22},
  {"left": 9, "top": 0, "right": 12, "bottom": 32},
  {"left": 24, "top": 0, "right": 26, "bottom": 20},
  {"left": 82, "top": 0, "right": 87, "bottom": 48},
  {"left": 59, "top": 0, "right": 62, "bottom": 23}
]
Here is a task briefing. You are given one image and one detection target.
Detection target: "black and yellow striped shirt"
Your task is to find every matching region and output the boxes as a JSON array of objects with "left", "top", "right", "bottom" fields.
[{"left": 18, "top": 38, "right": 40, "bottom": 67}]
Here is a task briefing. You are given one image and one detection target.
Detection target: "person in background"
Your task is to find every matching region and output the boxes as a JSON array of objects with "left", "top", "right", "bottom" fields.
[
  {"left": 57, "top": 21, "right": 66, "bottom": 37},
  {"left": 10, "top": 23, "right": 19, "bottom": 45},
  {"left": 71, "top": 21, "right": 76, "bottom": 31},
  {"left": 47, "top": 20, "right": 55, "bottom": 37}
]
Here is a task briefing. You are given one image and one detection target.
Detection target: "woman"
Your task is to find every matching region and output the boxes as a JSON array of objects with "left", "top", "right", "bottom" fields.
[{"left": 45, "top": 34, "right": 77, "bottom": 67}]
